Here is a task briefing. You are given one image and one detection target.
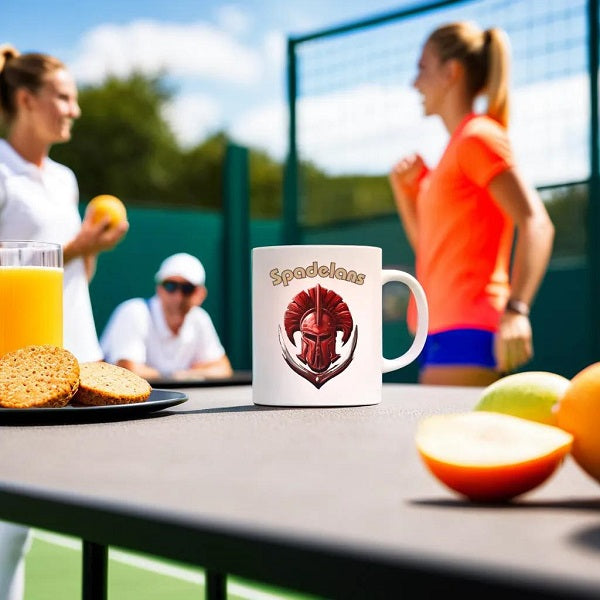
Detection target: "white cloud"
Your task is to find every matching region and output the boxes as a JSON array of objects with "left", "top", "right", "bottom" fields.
[
  {"left": 262, "top": 30, "right": 286, "bottom": 73},
  {"left": 162, "top": 93, "right": 222, "bottom": 148},
  {"left": 510, "top": 74, "right": 589, "bottom": 185},
  {"left": 230, "top": 101, "right": 288, "bottom": 158},
  {"left": 69, "top": 19, "right": 262, "bottom": 86},
  {"left": 215, "top": 4, "right": 252, "bottom": 36},
  {"left": 296, "top": 83, "right": 447, "bottom": 175},
  {"left": 228, "top": 73, "right": 589, "bottom": 186},
  {"left": 229, "top": 82, "right": 446, "bottom": 171}
]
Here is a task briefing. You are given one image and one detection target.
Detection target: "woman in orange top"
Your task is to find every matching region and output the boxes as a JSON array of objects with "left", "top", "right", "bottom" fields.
[{"left": 390, "top": 22, "right": 554, "bottom": 386}]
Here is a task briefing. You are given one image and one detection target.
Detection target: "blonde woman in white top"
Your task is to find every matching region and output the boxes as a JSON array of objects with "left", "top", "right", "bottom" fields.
[{"left": 0, "top": 45, "right": 128, "bottom": 599}]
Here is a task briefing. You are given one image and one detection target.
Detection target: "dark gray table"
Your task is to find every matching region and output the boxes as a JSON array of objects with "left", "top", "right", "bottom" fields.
[
  {"left": 147, "top": 370, "right": 252, "bottom": 389},
  {"left": 0, "top": 384, "right": 599, "bottom": 599}
]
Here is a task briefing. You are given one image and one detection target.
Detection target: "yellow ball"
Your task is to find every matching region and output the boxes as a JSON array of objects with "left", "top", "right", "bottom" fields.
[{"left": 86, "top": 195, "right": 127, "bottom": 227}]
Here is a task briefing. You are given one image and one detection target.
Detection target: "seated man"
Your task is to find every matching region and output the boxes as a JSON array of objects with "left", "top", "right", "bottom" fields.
[{"left": 101, "top": 252, "right": 233, "bottom": 380}]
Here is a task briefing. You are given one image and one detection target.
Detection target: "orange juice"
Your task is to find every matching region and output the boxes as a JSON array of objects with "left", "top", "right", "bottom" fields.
[{"left": 0, "top": 266, "right": 63, "bottom": 356}]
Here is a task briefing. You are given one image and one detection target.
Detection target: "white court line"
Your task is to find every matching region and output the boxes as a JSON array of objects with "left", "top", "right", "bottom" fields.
[{"left": 32, "top": 530, "right": 294, "bottom": 600}]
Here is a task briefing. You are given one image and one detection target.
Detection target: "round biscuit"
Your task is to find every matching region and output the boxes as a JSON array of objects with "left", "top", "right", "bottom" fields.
[
  {"left": 73, "top": 362, "right": 151, "bottom": 406},
  {"left": 0, "top": 345, "right": 80, "bottom": 408}
]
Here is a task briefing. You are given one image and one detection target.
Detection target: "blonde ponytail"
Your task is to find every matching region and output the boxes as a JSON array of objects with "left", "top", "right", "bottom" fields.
[
  {"left": 0, "top": 44, "right": 19, "bottom": 73},
  {"left": 484, "top": 28, "right": 510, "bottom": 128},
  {"left": 0, "top": 44, "right": 20, "bottom": 123}
]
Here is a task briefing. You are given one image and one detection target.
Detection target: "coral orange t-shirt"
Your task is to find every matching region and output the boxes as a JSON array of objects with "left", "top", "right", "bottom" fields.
[{"left": 408, "top": 113, "right": 515, "bottom": 334}]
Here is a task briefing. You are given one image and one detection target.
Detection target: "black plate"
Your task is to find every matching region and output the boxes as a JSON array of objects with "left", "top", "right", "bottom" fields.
[{"left": 0, "top": 389, "right": 187, "bottom": 424}]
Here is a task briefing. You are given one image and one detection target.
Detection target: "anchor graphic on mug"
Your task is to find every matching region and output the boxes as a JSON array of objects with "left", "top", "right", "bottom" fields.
[{"left": 278, "top": 284, "right": 358, "bottom": 389}]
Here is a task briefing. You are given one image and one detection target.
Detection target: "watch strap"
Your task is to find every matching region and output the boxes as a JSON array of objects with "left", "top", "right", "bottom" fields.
[{"left": 505, "top": 298, "right": 530, "bottom": 316}]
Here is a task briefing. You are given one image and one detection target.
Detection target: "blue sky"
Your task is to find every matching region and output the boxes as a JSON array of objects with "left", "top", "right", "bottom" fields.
[{"left": 2, "top": 1, "right": 410, "bottom": 148}]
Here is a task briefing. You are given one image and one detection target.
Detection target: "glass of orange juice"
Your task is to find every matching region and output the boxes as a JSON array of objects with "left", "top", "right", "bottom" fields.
[{"left": 0, "top": 241, "right": 63, "bottom": 357}]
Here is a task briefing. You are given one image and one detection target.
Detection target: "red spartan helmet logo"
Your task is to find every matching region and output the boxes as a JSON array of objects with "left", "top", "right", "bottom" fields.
[{"left": 278, "top": 284, "right": 358, "bottom": 389}]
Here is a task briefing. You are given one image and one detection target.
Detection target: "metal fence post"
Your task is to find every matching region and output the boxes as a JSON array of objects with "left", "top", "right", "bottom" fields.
[
  {"left": 284, "top": 37, "right": 300, "bottom": 245},
  {"left": 588, "top": 0, "right": 600, "bottom": 360},
  {"left": 223, "top": 143, "right": 251, "bottom": 369}
]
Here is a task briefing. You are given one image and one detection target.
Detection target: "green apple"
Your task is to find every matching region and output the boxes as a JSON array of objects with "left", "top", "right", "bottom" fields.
[{"left": 474, "top": 371, "right": 570, "bottom": 426}]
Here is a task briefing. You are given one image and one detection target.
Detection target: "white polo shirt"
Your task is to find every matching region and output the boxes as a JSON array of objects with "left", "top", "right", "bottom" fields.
[
  {"left": 100, "top": 295, "right": 226, "bottom": 375},
  {"left": 0, "top": 139, "right": 102, "bottom": 361}
]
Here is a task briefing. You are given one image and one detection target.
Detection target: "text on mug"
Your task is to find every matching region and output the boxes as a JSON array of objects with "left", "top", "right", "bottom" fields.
[{"left": 270, "top": 262, "right": 366, "bottom": 286}]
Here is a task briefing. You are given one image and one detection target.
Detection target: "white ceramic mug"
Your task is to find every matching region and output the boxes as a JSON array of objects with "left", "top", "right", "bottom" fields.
[{"left": 252, "top": 245, "right": 428, "bottom": 406}]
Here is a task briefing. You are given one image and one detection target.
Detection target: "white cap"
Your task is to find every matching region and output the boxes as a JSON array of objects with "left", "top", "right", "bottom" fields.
[{"left": 155, "top": 253, "right": 205, "bottom": 286}]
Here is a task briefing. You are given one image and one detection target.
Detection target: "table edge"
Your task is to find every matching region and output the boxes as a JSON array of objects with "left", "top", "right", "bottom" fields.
[{"left": 0, "top": 481, "right": 598, "bottom": 599}]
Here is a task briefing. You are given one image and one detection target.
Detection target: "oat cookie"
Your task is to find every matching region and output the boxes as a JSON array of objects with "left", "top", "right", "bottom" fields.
[
  {"left": 0, "top": 345, "right": 80, "bottom": 408},
  {"left": 72, "top": 362, "right": 151, "bottom": 406}
]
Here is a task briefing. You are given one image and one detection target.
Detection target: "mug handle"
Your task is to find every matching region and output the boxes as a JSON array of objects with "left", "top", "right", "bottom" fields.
[{"left": 381, "top": 270, "right": 428, "bottom": 374}]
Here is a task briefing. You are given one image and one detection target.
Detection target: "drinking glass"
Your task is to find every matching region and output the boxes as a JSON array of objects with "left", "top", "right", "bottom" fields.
[{"left": 0, "top": 241, "right": 63, "bottom": 357}]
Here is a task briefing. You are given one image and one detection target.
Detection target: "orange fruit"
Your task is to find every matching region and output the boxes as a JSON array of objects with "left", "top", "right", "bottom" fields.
[
  {"left": 86, "top": 194, "right": 127, "bottom": 227},
  {"left": 556, "top": 362, "right": 600, "bottom": 483},
  {"left": 416, "top": 412, "right": 573, "bottom": 502}
]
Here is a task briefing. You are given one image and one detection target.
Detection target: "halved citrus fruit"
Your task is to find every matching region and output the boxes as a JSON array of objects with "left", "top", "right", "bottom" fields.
[{"left": 416, "top": 412, "right": 573, "bottom": 502}]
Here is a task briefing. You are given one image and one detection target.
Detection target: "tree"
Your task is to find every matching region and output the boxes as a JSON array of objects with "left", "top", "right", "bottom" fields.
[
  {"left": 48, "top": 73, "right": 284, "bottom": 214},
  {"left": 50, "top": 73, "right": 180, "bottom": 204},
  {"left": 168, "top": 132, "right": 227, "bottom": 210}
]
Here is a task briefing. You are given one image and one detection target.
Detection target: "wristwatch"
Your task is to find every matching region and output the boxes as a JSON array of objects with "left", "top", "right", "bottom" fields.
[{"left": 505, "top": 298, "right": 530, "bottom": 316}]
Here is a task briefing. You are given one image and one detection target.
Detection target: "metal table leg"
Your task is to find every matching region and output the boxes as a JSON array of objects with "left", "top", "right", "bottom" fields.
[
  {"left": 82, "top": 540, "right": 107, "bottom": 600},
  {"left": 205, "top": 570, "right": 226, "bottom": 600}
]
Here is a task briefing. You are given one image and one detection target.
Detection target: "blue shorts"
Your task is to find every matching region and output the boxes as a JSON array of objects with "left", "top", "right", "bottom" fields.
[{"left": 419, "top": 328, "right": 496, "bottom": 369}]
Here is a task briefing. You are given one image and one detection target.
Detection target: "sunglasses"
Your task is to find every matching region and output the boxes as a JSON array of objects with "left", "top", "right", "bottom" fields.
[{"left": 160, "top": 280, "right": 198, "bottom": 296}]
